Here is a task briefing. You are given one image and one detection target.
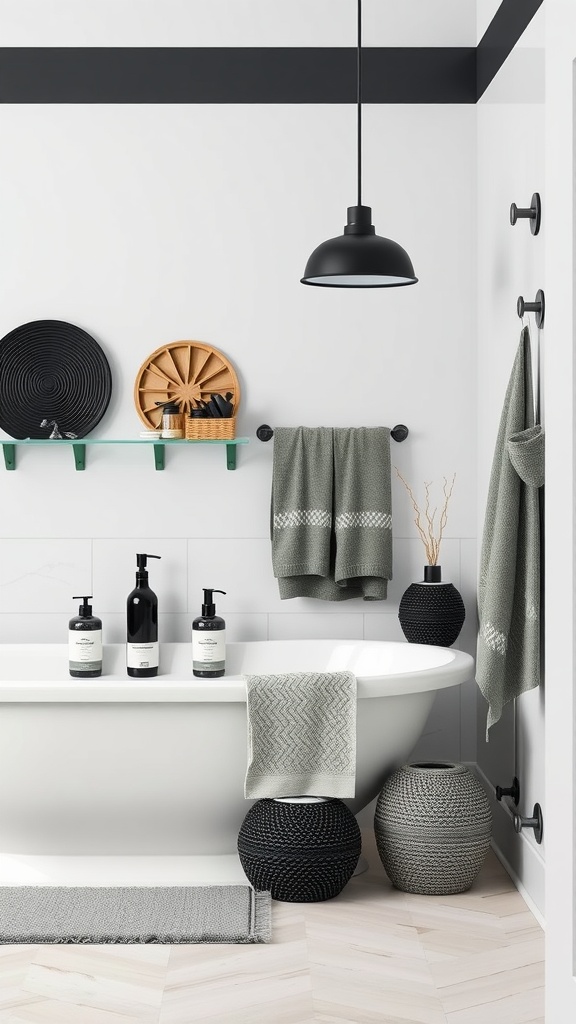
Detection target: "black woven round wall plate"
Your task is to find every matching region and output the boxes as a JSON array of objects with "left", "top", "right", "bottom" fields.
[{"left": 0, "top": 320, "right": 112, "bottom": 439}]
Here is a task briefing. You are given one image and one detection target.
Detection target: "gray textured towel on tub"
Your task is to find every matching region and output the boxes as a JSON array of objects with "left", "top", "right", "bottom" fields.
[
  {"left": 271, "top": 426, "right": 392, "bottom": 600},
  {"left": 476, "top": 327, "right": 543, "bottom": 737},
  {"left": 244, "top": 671, "right": 357, "bottom": 799}
]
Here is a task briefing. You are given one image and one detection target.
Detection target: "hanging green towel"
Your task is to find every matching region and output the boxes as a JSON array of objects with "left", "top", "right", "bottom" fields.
[
  {"left": 271, "top": 427, "right": 392, "bottom": 600},
  {"left": 476, "top": 327, "right": 544, "bottom": 736},
  {"left": 271, "top": 427, "right": 339, "bottom": 600},
  {"left": 333, "top": 427, "right": 392, "bottom": 599}
]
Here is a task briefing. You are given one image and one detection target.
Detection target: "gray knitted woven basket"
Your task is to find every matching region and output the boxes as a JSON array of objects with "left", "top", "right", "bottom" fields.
[{"left": 374, "top": 762, "right": 492, "bottom": 895}]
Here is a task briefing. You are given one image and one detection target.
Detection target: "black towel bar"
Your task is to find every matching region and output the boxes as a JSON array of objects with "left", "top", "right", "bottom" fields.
[{"left": 256, "top": 424, "right": 409, "bottom": 442}]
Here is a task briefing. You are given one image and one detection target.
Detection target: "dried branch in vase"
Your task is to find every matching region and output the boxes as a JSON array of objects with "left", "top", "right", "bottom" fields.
[{"left": 395, "top": 469, "right": 456, "bottom": 566}]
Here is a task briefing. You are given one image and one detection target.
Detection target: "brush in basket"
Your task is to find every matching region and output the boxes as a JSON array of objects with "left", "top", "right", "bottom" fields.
[{"left": 186, "top": 393, "right": 236, "bottom": 440}]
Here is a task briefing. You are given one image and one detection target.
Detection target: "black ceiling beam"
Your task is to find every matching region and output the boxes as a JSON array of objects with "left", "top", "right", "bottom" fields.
[
  {"left": 0, "top": 0, "right": 546, "bottom": 106},
  {"left": 477, "top": 0, "right": 545, "bottom": 99},
  {"left": 0, "top": 46, "right": 476, "bottom": 104}
]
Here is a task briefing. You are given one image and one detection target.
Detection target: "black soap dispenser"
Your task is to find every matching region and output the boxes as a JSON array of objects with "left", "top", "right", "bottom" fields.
[
  {"left": 192, "top": 589, "right": 226, "bottom": 678},
  {"left": 69, "top": 595, "right": 102, "bottom": 678},
  {"left": 126, "top": 553, "right": 161, "bottom": 677}
]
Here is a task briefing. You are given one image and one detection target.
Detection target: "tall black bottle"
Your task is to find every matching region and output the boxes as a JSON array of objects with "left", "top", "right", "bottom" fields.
[{"left": 126, "top": 553, "right": 161, "bottom": 677}]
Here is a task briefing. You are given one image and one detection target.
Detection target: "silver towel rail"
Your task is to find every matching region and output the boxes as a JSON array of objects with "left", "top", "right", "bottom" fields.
[{"left": 256, "top": 424, "right": 409, "bottom": 442}]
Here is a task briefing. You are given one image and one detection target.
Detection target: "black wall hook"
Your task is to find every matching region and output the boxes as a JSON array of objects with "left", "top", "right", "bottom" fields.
[
  {"left": 257, "top": 424, "right": 409, "bottom": 442},
  {"left": 495, "top": 777, "right": 520, "bottom": 806},
  {"left": 513, "top": 802, "right": 543, "bottom": 844},
  {"left": 517, "top": 289, "right": 545, "bottom": 329},
  {"left": 510, "top": 192, "right": 541, "bottom": 235}
]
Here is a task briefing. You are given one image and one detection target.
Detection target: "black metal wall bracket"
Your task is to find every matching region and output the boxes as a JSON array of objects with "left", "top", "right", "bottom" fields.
[
  {"left": 517, "top": 289, "right": 545, "bottom": 329},
  {"left": 510, "top": 192, "right": 541, "bottom": 235},
  {"left": 257, "top": 424, "right": 409, "bottom": 442},
  {"left": 513, "top": 802, "right": 543, "bottom": 844},
  {"left": 495, "top": 776, "right": 520, "bottom": 806}
]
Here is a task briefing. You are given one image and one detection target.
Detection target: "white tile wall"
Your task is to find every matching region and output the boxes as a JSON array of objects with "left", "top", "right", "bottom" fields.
[
  {"left": 0, "top": 537, "right": 474, "bottom": 647},
  {"left": 363, "top": 613, "right": 406, "bottom": 642},
  {"left": 0, "top": 613, "right": 69, "bottom": 644},
  {"left": 0, "top": 539, "right": 91, "bottom": 615},
  {"left": 268, "top": 613, "right": 364, "bottom": 641}
]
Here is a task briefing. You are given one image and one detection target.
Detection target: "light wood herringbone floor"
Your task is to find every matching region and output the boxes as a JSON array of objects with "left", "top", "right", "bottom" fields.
[{"left": 0, "top": 833, "right": 544, "bottom": 1024}]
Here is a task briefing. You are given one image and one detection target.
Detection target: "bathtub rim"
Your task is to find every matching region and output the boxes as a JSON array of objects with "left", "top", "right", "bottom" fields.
[{"left": 0, "top": 641, "right": 475, "bottom": 702}]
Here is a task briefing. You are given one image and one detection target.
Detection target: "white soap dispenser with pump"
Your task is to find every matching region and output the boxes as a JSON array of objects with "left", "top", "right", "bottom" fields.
[
  {"left": 192, "top": 588, "right": 226, "bottom": 678},
  {"left": 69, "top": 595, "right": 102, "bottom": 678}
]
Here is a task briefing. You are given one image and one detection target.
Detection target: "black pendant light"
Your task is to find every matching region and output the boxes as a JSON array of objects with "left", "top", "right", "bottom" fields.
[{"left": 301, "top": 0, "right": 418, "bottom": 288}]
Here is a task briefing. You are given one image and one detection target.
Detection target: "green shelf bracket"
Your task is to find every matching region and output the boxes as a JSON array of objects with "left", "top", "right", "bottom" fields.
[
  {"left": 1, "top": 437, "right": 247, "bottom": 470},
  {"left": 2, "top": 444, "right": 15, "bottom": 470},
  {"left": 226, "top": 444, "right": 237, "bottom": 470},
  {"left": 72, "top": 444, "right": 86, "bottom": 471},
  {"left": 154, "top": 444, "right": 165, "bottom": 471}
]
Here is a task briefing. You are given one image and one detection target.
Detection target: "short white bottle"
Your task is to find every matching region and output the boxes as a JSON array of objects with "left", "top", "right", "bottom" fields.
[
  {"left": 69, "top": 595, "right": 102, "bottom": 678},
  {"left": 192, "top": 588, "right": 226, "bottom": 678}
]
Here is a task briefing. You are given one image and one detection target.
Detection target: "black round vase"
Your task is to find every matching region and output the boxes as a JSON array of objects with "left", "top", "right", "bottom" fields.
[{"left": 398, "top": 565, "right": 465, "bottom": 647}]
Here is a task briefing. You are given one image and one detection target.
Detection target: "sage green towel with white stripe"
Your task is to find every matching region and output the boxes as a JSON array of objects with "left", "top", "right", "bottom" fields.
[
  {"left": 244, "top": 670, "right": 357, "bottom": 799},
  {"left": 476, "top": 327, "right": 543, "bottom": 737},
  {"left": 334, "top": 427, "right": 392, "bottom": 599},
  {"left": 271, "top": 426, "right": 392, "bottom": 600},
  {"left": 271, "top": 427, "right": 337, "bottom": 600}
]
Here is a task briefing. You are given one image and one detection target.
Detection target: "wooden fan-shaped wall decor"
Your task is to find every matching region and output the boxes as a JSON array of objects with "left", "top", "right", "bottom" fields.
[{"left": 134, "top": 341, "right": 241, "bottom": 429}]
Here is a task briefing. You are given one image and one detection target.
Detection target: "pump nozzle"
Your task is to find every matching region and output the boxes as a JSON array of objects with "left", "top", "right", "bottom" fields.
[
  {"left": 202, "top": 588, "right": 226, "bottom": 617},
  {"left": 73, "top": 595, "right": 93, "bottom": 617},
  {"left": 136, "top": 553, "right": 161, "bottom": 571}
]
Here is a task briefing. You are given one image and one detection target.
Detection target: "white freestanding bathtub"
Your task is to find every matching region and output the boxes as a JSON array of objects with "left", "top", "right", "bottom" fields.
[{"left": 0, "top": 641, "right": 474, "bottom": 856}]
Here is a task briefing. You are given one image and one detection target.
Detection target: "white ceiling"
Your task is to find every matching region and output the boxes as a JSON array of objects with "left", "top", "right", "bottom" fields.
[{"left": 0, "top": 0, "right": 479, "bottom": 48}]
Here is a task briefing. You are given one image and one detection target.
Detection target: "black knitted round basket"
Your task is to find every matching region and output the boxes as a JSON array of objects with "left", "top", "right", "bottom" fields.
[
  {"left": 237, "top": 797, "right": 361, "bottom": 903},
  {"left": 398, "top": 579, "right": 465, "bottom": 646}
]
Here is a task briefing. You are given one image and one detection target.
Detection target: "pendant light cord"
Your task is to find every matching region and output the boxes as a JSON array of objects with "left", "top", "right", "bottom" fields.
[{"left": 357, "top": 0, "right": 362, "bottom": 207}]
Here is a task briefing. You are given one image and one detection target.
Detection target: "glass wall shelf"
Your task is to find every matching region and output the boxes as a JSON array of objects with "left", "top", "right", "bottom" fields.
[{"left": 1, "top": 437, "right": 249, "bottom": 472}]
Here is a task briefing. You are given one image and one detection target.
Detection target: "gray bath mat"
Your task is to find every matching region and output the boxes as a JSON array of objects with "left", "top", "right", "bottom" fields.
[{"left": 0, "top": 885, "right": 271, "bottom": 944}]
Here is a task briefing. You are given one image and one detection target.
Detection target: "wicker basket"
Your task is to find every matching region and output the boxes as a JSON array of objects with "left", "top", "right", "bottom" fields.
[{"left": 185, "top": 417, "right": 236, "bottom": 441}]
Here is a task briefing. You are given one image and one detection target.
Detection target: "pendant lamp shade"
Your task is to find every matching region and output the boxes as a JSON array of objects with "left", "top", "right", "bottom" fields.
[
  {"left": 301, "top": 205, "right": 417, "bottom": 287},
  {"left": 301, "top": 1, "right": 417, "bottom": 289}
]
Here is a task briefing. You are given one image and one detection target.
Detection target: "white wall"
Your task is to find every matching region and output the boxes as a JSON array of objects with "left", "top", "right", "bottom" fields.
[
  {"left": 476, "top": 7, "right": 545, "bottom": 916},
  {"left": 0, "top": 92, "right": 477, "bottom": 765},
  {"left": 0, "top": 0, "right": 477, "bottom": 47},
  {"left": 542, "top": 0, "right": 576, "bottom": 1013}
]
